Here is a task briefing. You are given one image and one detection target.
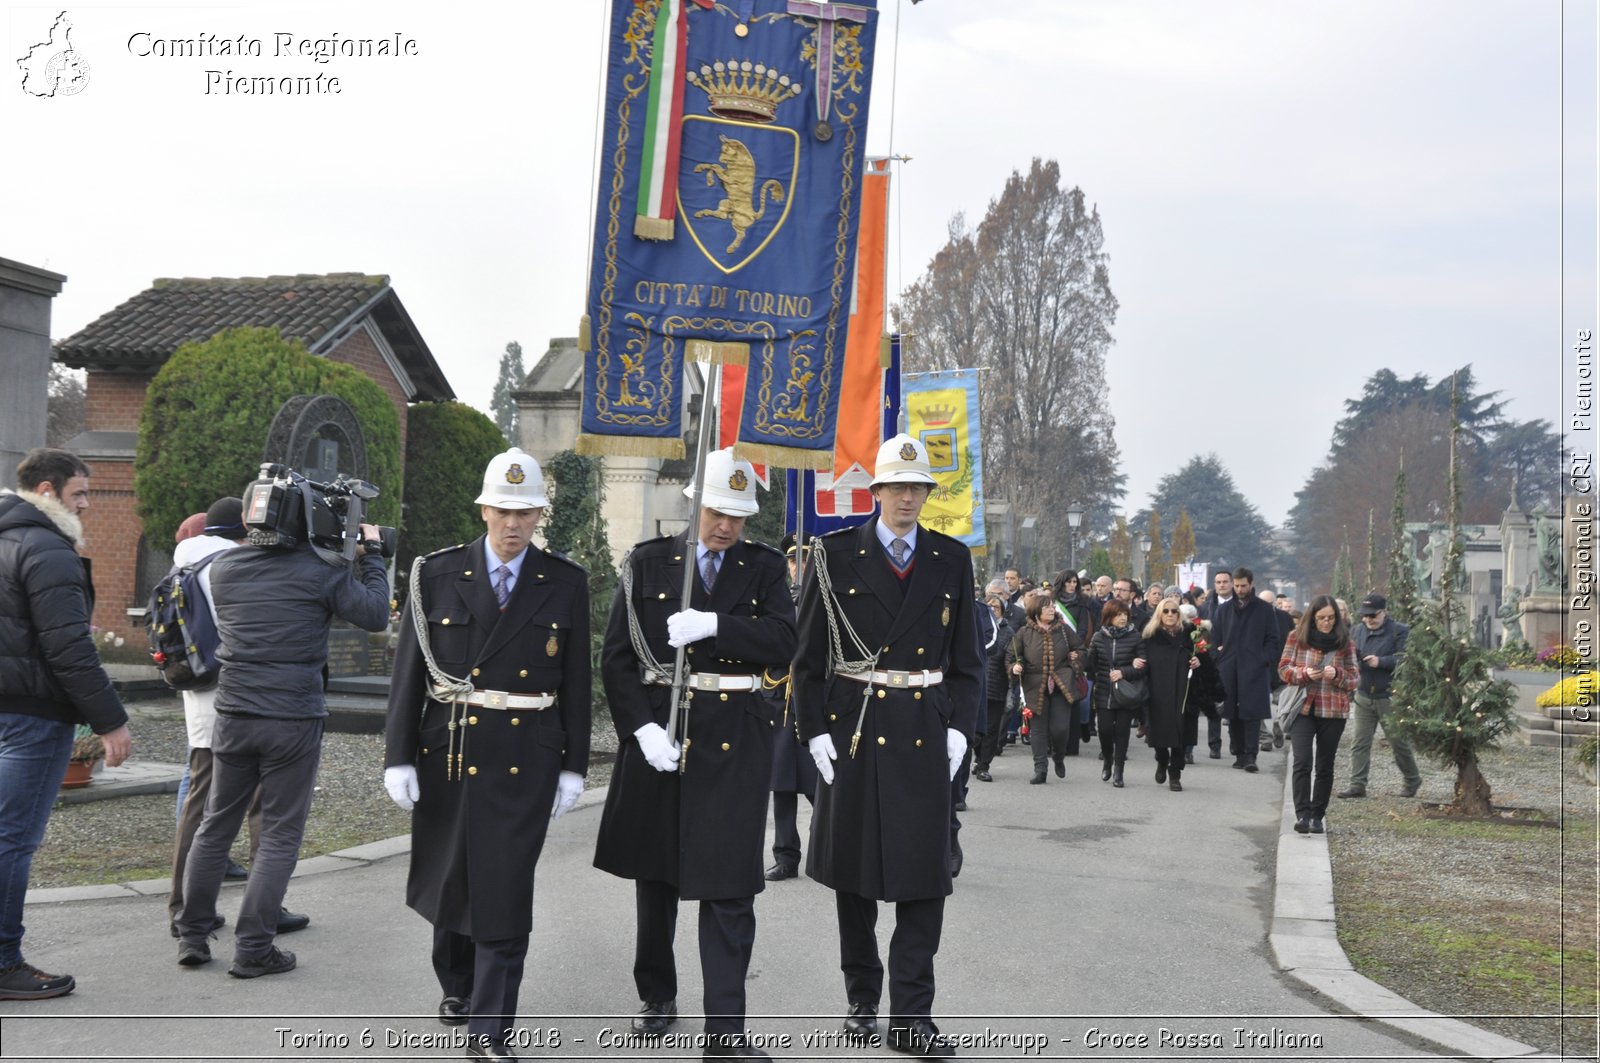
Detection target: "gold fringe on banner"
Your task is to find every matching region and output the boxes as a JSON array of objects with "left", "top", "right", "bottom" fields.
[
  {"left": 970, "top": 544, "right": 989, "bottom": 559},
  {"left": 633, "top": 216, "right": 675, "bottom": 241},
  {"left": 684, "top": 339, "right": 750, "bottom": 367},
  {"left": 576, "top": 433, "right": 686, "bottom": 460},
  {"left": 733, "top": 441, "right": 835, "bottom": 471},
  {"left": 578, "top": 315, "right": 592, "bottom": 353},
  {"left": 878, "top": 333, "right": 892, "bottom": 367}
]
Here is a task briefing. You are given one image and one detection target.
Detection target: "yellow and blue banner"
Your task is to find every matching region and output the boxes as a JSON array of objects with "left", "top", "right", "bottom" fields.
[
  {"left": 579, "top": 0, "right": 879, "bottom": 468},
  {"left": 904, "top": 369, "right": 985, "bottom": 554}
]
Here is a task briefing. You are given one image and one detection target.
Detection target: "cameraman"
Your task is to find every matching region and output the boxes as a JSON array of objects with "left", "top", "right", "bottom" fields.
[{"left": 174, "top": 484, "right": 390, "bottom": 979}]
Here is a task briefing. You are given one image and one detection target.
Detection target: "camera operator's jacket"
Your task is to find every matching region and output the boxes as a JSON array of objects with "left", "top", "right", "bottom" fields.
[
  {"left": 593, "top": 533, "right": 795, "bottom": 900},
  {"left": 385, "top": 537, "right": 590, "bottom": 941}
]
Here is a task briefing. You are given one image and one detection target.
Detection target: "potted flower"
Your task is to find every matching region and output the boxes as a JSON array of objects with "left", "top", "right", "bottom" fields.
[{"left": 61, "top": 726, "right": 103, "bottom": 789}]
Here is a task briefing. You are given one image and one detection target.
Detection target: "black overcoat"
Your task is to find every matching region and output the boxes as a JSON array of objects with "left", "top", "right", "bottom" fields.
[
  {"left": 792, "top": 520, "right": 982, "bottom": 902},
  {"left": 1212, "top": 595, "right": 1279, "bottom": 721},
  {"left": 385, "top": 537, "right": 591, "bottom": 941},
  {"left": 1142, "top": 626, "right": 1192, "bottom": 748},
  {"left": 593, "top": 534, "right": 796, "bottom": 900}
]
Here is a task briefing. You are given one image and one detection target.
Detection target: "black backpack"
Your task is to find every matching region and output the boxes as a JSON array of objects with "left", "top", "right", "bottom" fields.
[{"left": 146, "top": 553, "right": 222, "bottom": 690}]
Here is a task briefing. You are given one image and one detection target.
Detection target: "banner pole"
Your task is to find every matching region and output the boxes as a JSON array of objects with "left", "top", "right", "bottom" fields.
[{"left": 669, "top": 360, "right": 720, "bottom": 774}]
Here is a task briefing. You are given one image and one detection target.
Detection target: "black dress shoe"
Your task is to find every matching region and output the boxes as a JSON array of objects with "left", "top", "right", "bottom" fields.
[
  {"left": 1208, "top": 749, "right": 1222, "bottom": 759},
  {"left": 843, "top": 1001, "right": 879, "bottom": 1041},
  {"left": 224, "top": 859, "right": 249, "bottom": 880},
  {"left": 276, "top": 908, "right": 310, "bottom": 933},
  {"left": 466, "top": 1040, "right": 522, "bottom": 1060},
  {"left": 763, "top": 863, "right": 798, "bottom": 882},
  {"left": 949, "top": 836, "right": 963, "bottom": 878},
  {"left": 1101, "top": 763, "right": 1112, "bottom": 782},
  {"left": 973, "top": 768, "right": 992, "bottom": 782},
  {"left": 1309, "top": 818, "right": 1325, "bottom": 834},
  {"left": 170, "top": 913, "right": 226, "bottom": 939},
  {"left": 953, "top": 800, "right": 967, "bottom": 812},
  {"left": 1111, "top": 769, "right": 1124, "bottom": 788},
  {"left": 1053, "top": 754, "right": 1065, "bottom": 778},
  {"left": 1231, "top": 757, "right": 1245, "bottom": 769},
  {"left": 1243, "top": 760, "right": 1259, "bottom": 774},
  {"left": 1293, "top": 818, "right": 1310, "bottom": 834},
  {"left": 1169, "top": 778, "right": 1183, "bottom": 792},
  {"left": 1029, "top": 770, "right": 1046, "bottom": 785},
  {"left": 1184, "top": 750, "right": 1195, "bottom": 764},
  {"left": 439, "top": 996, "right": 469, "bottom": 1026},
  {"left": 888, "top": 1019, "right": 955, "bottom": 1057},
  {"left": 1155, "top": 765, "right": 1167, "bottom": 784},
  {"left": 704, "top": 1033, "right": 770, "bottom": 1059},
  {"left": 632, "top": 999, "right": 677, "bottom": 1035},
  {"left": 1337, "top": 787, "right": 1366, "bottom": 799}
]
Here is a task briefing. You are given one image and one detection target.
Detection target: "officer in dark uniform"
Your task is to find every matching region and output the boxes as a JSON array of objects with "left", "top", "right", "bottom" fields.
[
  {"left": 793, "top": 434, "right": 982, "bottom": 1059},
  {"left": 764, "top": 533, "right": 815, "bottom": 882},
  {"left": 594, "top": 448, "right": 796, "bottom": 1061},
  {"left": 383, "top": 447, "right": 590, "bottom": 1061}
]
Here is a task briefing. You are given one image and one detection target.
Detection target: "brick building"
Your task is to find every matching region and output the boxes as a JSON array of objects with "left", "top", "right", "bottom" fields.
[{"left": 54, "top": 273, "right": 452, "bottom": 639}]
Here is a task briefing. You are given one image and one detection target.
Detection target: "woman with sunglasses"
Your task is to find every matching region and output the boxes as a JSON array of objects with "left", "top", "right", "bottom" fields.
[
  {"left": 1139, "top": 596, "right": 1199, "bottom": 791},
  {"left": 1277, "top": 595, "right": 1359, "bottom": 834},
  {"left": 1007, "top": 589, "right": 1084, "bottom": 783}
]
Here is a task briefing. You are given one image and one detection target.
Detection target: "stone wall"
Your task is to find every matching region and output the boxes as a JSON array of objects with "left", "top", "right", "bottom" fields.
[{"left": 0, "top": 259, "right": 65, "bottom": 488}]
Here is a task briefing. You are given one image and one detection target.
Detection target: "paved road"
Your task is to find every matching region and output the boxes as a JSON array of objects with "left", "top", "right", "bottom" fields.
[{"left": 7, "top": 746, "right": 1448, "bottom": 1062}]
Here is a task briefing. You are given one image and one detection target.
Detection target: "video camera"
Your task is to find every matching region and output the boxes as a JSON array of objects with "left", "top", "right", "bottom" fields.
[{"left": 243, "top": 463, "right": 398, "bottom": 565}]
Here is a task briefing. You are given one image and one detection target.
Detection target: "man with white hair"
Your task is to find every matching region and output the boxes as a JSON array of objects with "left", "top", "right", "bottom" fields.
[
  {"left": 794, "top": 434, "right": 982, "bottom": 1058},
  {"left": 595, "top": 448, "right": 796, "bottom": 1060}
]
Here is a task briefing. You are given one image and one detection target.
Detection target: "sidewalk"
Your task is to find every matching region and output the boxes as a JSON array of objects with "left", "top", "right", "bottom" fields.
[{"left": 9, "top": 747, "right": 1562, "bottom": 1061}]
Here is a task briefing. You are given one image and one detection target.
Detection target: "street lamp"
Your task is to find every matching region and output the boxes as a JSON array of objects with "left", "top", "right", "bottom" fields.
[
  {"left": 1066, "top": 503, "right": 1084, "bottom": 571},
  {"left": 1138, "top": 534, "right": 1152, "bottom": 586}
]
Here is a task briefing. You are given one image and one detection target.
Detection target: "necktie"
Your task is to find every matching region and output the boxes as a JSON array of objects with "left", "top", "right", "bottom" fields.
[
  {"left": 890, "top": 538, "right": 909, "bottom": 567},
  {"left": 702, "top": 551, "right": 719, "bottom": 593},
  {"left": 493, "top": 564, "right": 512, "bottom": 607}
]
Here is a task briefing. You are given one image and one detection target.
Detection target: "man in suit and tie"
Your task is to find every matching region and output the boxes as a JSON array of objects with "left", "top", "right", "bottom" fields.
[
  {"left": 793, "top": 434, "right": 982, "bottom": 1059},
  {"left": 594, "top": 448, "right": 796, "bottom": 1061},
  {"left": 383, "top": 447, "right": 591, "bottom": 1060}
]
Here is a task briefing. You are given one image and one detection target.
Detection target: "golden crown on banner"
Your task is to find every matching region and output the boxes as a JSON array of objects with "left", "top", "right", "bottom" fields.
[
  {"left": 920, "top": 403, "right": 958, "bottom": 427},
  {"left": 686, "top": 60, "right": 802, "bottom": 124}
]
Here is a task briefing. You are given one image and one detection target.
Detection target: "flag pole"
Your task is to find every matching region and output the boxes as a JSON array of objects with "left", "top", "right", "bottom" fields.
[{"left": 668, "top": 360, "right": 719, "bottom": 774}]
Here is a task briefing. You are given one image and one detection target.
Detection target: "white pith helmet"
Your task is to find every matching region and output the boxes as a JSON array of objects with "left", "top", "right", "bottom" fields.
[
  {"left": 685, "top": 447, "right": 759, "bottom": 516},
  {"left": 870, "top": 433, "right": 936, "bottom": 487},
  {"left": 475, "top": 447, "right": 549, "bottom": 509}
]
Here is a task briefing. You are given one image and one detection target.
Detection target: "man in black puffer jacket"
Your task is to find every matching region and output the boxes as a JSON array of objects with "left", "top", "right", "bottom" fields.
[{"left": 0, "top": 448, "right": 132, "bottom": 1001}]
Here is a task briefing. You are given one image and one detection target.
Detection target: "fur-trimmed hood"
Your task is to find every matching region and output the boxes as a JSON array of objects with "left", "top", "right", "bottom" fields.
[{"left": 0, "top": 489, "right": 84, "bottom": 548}]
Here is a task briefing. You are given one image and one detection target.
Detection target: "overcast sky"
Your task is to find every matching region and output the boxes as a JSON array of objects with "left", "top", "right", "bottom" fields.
[{"left": 5, "top": 0, "right": 1594, "bottom": 531}]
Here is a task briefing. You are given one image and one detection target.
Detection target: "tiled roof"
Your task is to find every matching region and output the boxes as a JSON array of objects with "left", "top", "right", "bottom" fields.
[{"left": 55, "top": 273, "right": 389, "bottom": 370}]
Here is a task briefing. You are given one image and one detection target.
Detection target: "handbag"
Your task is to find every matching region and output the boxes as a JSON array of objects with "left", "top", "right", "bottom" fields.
[
  {"left": 1111, "top": 675, "right": 1148, "bottom": 710},
  {"left": 1274, "top": 683, "right": 1307, "bottom": 731}
]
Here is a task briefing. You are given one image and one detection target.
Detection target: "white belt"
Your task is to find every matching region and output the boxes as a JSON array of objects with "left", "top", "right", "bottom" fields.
[
  {"left": 838, "top": 668, "right": 944, "bottom": 689},
  {"left": 459, "top": 689, "right": 554, "bottom": 710},
  {"left": 645, "top": 672, "right": 762, "bottom": 692}
]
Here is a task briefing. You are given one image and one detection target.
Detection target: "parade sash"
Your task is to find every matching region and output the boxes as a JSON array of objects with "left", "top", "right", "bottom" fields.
[{"left": 580, "top": 0, "right": 880, "bottom": 465}]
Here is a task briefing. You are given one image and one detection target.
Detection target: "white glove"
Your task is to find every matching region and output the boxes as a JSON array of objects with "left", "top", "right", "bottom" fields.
[
  {"left": 634, "top": 722, "right": 681, "bottom": 772},
  {"left": 808, "top": 733, "right": 838, "bottom": 786},
  {"left": 551, "top": 770, "right": 583, "bottom": 819},
  {"left": 666, "top": 609, "right": 719, "bottom": 647},
  {"left": 383, "top": 765, "right": 419, "bottom": 811},
  {"left": 946, "top": 729, "right": 968, "bottom": 782}
]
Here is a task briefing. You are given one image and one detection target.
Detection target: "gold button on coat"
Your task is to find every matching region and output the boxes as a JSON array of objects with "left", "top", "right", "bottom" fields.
[
  {"left": 467, "top": 766, "right": 478, "bottom": 776},
  {"left": 468, "top": 716, "right": 478, "bottom": 725},
  {"left": 510, "top": 767, "right": 519, "bottom": 775},
  {"left": 519, "top": 669, "right": 528, "bottom": 678},
  {"left": 916, "top": 739, "right": 923, "bottom": 747},
  {"left": 721, "top": 742, "right": 731, "bottom": 751},
  {"left": 471, "top": 668, "right": 480, "bottom": 676},
  {"left": 510, "top": 718, "right": 520, "bottom": 726},
  {"left": 877, "top": 736, "right": 887, "bottom": 746}
]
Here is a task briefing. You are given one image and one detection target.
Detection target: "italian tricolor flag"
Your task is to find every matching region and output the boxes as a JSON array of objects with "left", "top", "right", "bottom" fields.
[{"left": 635, "top": 0, "right": 690, "bottom": 241}]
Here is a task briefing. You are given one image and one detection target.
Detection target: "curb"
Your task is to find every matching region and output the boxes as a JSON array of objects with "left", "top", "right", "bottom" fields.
[
  {"left": 23, "top": 785, "right": 609, "bottom": 908},
  {"left": 1269, "top": 763, "right": 1551, "bottom": 1060}
]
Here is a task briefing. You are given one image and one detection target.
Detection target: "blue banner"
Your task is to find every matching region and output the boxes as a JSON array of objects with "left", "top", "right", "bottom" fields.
[{"left": 579, "top": 0, "right": 879, "bottom": 467}]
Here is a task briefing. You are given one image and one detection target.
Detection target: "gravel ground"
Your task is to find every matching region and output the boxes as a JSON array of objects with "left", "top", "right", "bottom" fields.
[
  {"left": 1322, "top": 726, "right": 1598, "bottom": 1058},
  {"left": 31, "top": 696, "right": 619, "bottom": 890}
]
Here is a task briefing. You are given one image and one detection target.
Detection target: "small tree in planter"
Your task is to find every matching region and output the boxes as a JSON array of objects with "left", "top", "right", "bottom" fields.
[{"left": 1391, "top": 376, "right": 1519, "bottom": 815}]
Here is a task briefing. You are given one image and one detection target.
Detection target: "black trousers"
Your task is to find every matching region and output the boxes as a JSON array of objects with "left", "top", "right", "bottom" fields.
[
  {"left": 1095, "top": 705, "right": 1135, "bottom": 766},
  {"left": 771, "top": 789, "right": 813, "bottom": 870},
  {"left": 634, "top": 879, "right": 755, "bottom": 1035},
  {"left": 974, "top": 698, "right": 1007, "bottom": 769},
  {"left": 1152, "top": 746, "right": 1184, "bottom": 780},
  {"left": 432, "top": 926, "right": 529, "bottom": 1047},
  {"left": 1226, "top": 714, "right": 1261, "bottom": 760},
  {"left": 836, "top": 891, "right": 945, "bottom": 1026},
  {"left": 1290, "top": 714, "right": 1346, "bottom": 819},
  {"left": 1029, "top": 689, "right": 1077, "bottom": 771}
]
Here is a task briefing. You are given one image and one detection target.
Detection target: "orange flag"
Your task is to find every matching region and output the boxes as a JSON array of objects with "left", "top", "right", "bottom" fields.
[{"left": 832, "top": 160, "right": 891, "bottom": 485}]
